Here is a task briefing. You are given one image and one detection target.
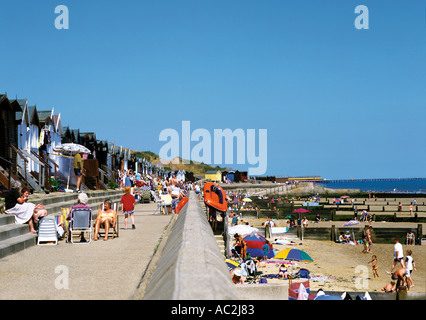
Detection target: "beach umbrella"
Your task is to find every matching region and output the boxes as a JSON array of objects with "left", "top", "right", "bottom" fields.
[
  {"left": 228, "top": 225, "right": 259, "bottom": 236},
  {"left": 341, "top": 195, "right": 350, "bottom": 198},
  {"left": 292, "top": 208, "right": 310, "bottom": 214},
  {"left": 225, "top": 259, "right": 240, "bottom": 271},
  {"left": 243, "top": 233, "right": 275, "bottom": 259},
  {"left": 242, "top": 198, "right": 252, "bottom": 202},
  {"left": 274, "top": 248, "right": 314, "bottom": 262},
  {"left": 343, "top": 220, "right": 360, "bottom": 227},
  {"left": 53, "top": 143, "right": 91, "bottom": 155}
]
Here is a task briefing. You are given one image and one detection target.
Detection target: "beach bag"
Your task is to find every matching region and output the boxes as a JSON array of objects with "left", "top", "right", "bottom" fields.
[
  {"left": 259, "top": 277, "right": 268, "bottom": 284},
  {"left": 297, "top": 268, "right": 311, "bottom": 279}
]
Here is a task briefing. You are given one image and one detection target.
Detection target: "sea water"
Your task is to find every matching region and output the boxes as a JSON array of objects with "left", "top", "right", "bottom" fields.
[{"left": 317, "top": 179, "right": 426, "bottom": 193}]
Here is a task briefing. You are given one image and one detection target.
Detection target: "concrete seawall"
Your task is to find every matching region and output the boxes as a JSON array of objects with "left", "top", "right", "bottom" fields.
[{"left": 142, "top": 191, "right": 238, "bottom": 300}]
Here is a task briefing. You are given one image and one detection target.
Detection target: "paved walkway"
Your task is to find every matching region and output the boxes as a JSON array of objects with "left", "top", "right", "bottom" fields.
[{"left": 0, "top": 202, "right": 175, "bottom": 300}]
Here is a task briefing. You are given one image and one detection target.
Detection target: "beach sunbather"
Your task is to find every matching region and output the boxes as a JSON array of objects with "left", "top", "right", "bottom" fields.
[{"left": 278, "top": 264, "right": 288, "bottom": 279}]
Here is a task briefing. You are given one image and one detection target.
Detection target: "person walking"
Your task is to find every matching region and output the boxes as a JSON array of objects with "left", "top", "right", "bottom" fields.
[
  {"left": 365, "top": 226, "right": 373, "bottom": 252},
  {"left": 73, "top": 151, "right": 84, "bottom": 192},
  {"left": 121, "top": 186, "right": 136, "bottom": 230},
  {"left": 405, "top": 250, "right": 416, "bottom": 289},
  {"left": 389, "top": 238, "right": 405, "bottom": 273}
]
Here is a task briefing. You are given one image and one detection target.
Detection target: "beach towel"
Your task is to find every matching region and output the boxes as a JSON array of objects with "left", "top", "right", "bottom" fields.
[
  {"left": 271, "top": 227, "right": 289, "bottom": 234},
  {"left": 5, "top": 202, "right": 36, "bottom": 224}
]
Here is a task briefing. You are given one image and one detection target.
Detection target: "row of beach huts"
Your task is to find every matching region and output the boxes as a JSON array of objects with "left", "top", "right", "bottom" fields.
[{"left": 0, "top": 92, "right": 184, "bottom": 195}]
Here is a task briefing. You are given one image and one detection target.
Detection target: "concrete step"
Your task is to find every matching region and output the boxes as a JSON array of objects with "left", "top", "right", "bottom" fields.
[
  {"left": 0, "top": 214, "right": 15, "bottom": 226},
  {"left": 0, "top": 223, "right": 30, "bottom": 241},
  {"left": 215, "top": 235, "right": 226, "bottom": 256},
  {"left": 0, "top": 233, "right": 37, "bottom": 259},
  {"left": 31, "top": 189, "right": 123, "bottom": 207}
]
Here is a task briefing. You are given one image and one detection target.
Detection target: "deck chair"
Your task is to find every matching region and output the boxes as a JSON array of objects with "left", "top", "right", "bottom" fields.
[
  {"left": 96, "top": 203, "right": 119, "bottom": 239},
  {"left": 160, "top": 194, "right": 173, "bottom": 214},
  {"left": 58, "top": 207, "right": 70, "bottom": 239},
  {"left": 60, "top": 207, "right": 70, "bottom": 230},
  {"left": 151, "top": 191, "right": 168, "bottom": 215},
  {"left": 70, "top": 207, "right": 93, "bottom": 244},
  {"left": 37, "top": 216, "right": 58, "bottom": 246}
]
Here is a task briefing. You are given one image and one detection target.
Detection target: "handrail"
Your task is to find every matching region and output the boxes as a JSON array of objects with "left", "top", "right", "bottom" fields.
[
  {"left": 43, "top": 153, "right": 58, "bottom": 180},
  {"left": 9, "top": 144, "right": 28, "bottom": 188},
  {"left": 9, "top": 144, "right": 28, "bottom": 163}
]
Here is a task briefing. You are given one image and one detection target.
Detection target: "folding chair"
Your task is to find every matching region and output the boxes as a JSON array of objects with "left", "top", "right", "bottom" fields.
[
  {"left": 37, "top": 216, "right": 58, "bottom": 246},
  {"left": 58, "top": 207, "right": 70, "bottom": 239},
  {"left": 160, "top": 194, "right": 173, "bottom": 214},
  {"left": 151, "top": 191, "right": 167, "bottom": 215},
  {"left": 70, "top": 208, "right": 92, "bottom": 244},
  {"left": 97, "top": 203, "right": 119, "bottom": 239}
]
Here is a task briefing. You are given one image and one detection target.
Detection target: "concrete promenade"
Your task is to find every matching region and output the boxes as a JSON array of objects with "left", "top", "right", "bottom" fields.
[{"left": 0, "top": 201, "right": 175, "bottom": 300}]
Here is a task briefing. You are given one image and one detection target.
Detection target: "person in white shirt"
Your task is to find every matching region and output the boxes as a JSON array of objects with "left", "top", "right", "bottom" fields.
[
  {"left": 405, "top": 249, "right": 417, "bottom": 288},
  {"left": 389, "top": 238, "right": 405, "bottom": 273}
]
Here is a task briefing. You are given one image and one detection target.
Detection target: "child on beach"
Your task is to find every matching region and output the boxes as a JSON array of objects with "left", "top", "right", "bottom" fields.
[
  {"left": 365, "top": 226, "right": 373, "bottom": 252},
  {"left": 368, "top": 255, "right": 379, "bottom": 278},
  {"left": 405, "top": 250, "right": 416, "bottom": 288},
  {"left": 120, "top": 186, "right": 136, "bottom": 230},
  {"left": 262, "top": 240, "right": 270, "bottom": 260},
  {"left": 361, "top": 236, "right": 369, "bottom": 254}
]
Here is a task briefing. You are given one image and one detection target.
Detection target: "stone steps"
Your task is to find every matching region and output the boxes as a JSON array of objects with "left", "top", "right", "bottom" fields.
[{"left": 215, "top": 234, "right": 226, "bottom": 256}]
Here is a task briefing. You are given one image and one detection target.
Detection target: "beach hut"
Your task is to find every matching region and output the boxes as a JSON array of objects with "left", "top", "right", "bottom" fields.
[
  {"left": 0, "top": 94, "right": 20, "bottom": 163},
  {"left": 79, "top": 132, "right": 97, "bottom": 158},
  {"left": 240, "top": 171, "right": 248, "bottom": 182},
  {"left": 205, "top": 170, "right": 222, "bottom": 182},
  {"left": 227, "top": 170, "right": 235, "bottom": 182}
]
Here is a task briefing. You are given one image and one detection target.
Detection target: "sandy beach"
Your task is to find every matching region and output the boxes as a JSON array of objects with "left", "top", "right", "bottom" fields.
[{"left": 233, "top": 218, "right": 425, "bottom": 294}]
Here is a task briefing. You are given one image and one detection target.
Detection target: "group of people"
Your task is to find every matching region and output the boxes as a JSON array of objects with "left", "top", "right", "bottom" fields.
[
  {"left": 117, "top": 169, "right": 154, "bottom": 190},
  {"left": 4, "top": 178, "right": 138, "bottom": 242},
  {"left": 353, "top": 207, "right": 373, "bottom": 223},
  {"left": 382, "top": 238, "right": 417, "bottom": 292},
  {"left": 67, "top": 186, "right": 136, "bottom": 242}
]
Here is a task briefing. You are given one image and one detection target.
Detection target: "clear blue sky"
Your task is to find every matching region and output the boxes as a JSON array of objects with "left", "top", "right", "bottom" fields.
[{"left": 1, "top": 0, "right": 425, "bottom": 179}]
